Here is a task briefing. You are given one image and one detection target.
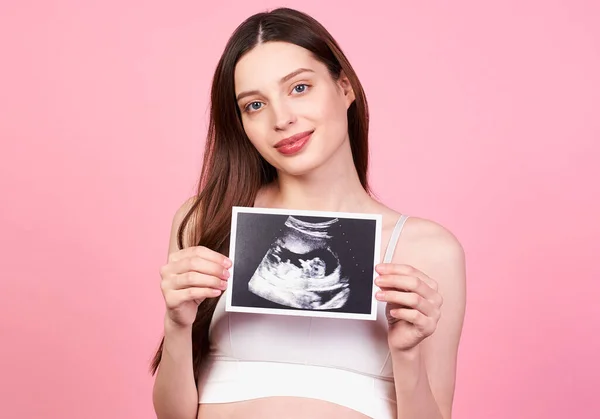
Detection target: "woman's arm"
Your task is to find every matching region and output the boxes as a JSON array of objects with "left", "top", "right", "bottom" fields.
[
  {"left": 389, "top": 220, "right": 467, "bottom": 419},
  {"left": 153, "top": 319, "right": 199, "bottom": 419},
  {"left": 152, "top": 199, "right": 200, "bottom": 419}
]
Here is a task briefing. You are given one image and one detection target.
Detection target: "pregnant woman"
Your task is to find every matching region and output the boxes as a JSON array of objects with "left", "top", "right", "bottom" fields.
[{"left": 151, "top": 7, "right": 467, "bottom": 419}]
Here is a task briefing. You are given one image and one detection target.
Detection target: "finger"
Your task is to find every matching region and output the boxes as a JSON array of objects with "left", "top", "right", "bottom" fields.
[
  {"left": 419, "top": 275, "right": 438, "bottom": 292},
  {"left": 376, "top": 263, "right": 438, "bottom": 291},
  {"left": 389, "top": 308, "right": 436, "bottom": 333},
  {"left": 168, "top": 271, "right": 228, "bottom": 291},
  {"left": 167, "top": 256, "right": 230, "bottom": 280},
  {"left": 375, "top": 274, "right": 437, "bottom": 301},
  {"left": 169, "top": 245, "right": 231, "bottom": 267},
  {"left": 376, "top": 290, "right": 438, "bottom": 317},
  {"left": 164, "top": 287, "right": 222, "bottom": 309}
]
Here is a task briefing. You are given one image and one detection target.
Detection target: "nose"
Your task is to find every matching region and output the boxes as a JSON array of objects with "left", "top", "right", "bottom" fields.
[{"left": 273, "top": 101, "right": 297, "bottom": 131}]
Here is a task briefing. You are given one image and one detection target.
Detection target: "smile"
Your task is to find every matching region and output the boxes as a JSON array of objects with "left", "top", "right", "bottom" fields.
[{"left": 274, "top": 130, "right": 313, "bottom": 156}]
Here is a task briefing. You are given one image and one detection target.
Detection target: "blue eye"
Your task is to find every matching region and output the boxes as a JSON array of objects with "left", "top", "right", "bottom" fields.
[
  {"left": 293, "top": 84, "right": 308, "bottom": 94},
  {"left": 245, "top": 101, "right": 263, "bottom": 112}
]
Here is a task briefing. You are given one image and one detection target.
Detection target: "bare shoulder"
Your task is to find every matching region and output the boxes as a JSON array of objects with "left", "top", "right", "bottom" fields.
[
  {"left": 166, "top": 196, "right": 198, "bottom": 256},
  {"left": 171, "top": 196, "right": 197, "bottom": 228},
  {"left": 401, "top": 216, "right": 465, "bottom": 266},
  {"left": 386, "top": 212, "right": 467, "bottom": 292}
]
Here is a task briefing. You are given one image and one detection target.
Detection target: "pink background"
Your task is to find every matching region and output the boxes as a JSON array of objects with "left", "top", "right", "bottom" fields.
[{"left": 1, "top": 1, "right": 598, "bottom": 418}]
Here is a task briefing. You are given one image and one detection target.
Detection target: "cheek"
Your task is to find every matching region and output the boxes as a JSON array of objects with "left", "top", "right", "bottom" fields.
[
  {"left": 314, "top": 92, "right": 349, "bottom": 135},
  {"left": 242, "top": 118, "right": 270, "bottom": 150}
]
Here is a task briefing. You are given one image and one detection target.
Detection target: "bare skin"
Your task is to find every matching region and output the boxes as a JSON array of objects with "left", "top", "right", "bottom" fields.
[{"left": 197, "top": 396, "right": 371, "bottom": 419}]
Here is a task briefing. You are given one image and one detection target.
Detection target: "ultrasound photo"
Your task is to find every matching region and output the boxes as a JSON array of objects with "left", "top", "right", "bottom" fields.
[{"left": 225, "top": 207, "right": 382, "bottom": 320}]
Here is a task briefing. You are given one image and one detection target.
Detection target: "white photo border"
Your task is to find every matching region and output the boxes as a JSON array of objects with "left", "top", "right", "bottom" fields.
[{"left": 225, "top": 206, "right": 383, "bottom": 321}]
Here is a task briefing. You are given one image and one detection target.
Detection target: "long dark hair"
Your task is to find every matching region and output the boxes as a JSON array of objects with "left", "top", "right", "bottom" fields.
[{"left": 150, "top": 7, "right": 371, "bottom": 384}]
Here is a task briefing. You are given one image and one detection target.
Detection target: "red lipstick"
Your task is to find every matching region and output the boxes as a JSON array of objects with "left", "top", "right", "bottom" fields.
[{"left": 274, "top": 130, "right": 313, "bottom": 156}]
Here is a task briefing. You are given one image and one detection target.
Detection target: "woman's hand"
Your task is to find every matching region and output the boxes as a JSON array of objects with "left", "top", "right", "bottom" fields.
[
  {"left": 375, "top": 263, "right": 444, "bottom": 352},
  {"left": 159, "top": 246, "right": 231, "bottom": 329}
]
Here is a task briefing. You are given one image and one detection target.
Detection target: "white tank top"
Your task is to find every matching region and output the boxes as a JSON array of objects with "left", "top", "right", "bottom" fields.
[{"left": 197, "top": 215, "right": 410, "bottom": 418}]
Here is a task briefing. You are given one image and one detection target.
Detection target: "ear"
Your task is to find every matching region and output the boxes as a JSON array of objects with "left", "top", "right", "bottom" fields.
[{"left": 337, "top": 71, "right": 356, "bottom": 108}]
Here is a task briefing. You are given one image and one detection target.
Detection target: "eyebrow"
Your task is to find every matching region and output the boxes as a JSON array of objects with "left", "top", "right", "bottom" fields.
[{"left": 236, "top": 68, "right": 315, "bottom": 102}]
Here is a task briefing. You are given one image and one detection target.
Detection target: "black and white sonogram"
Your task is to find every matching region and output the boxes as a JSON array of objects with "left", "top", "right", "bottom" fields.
[
  {"left": 225, "top": 207, "right": 382, "bottom": 320},
  {"left": 248, "top": 216, "right": 349, "bottom": 310}
]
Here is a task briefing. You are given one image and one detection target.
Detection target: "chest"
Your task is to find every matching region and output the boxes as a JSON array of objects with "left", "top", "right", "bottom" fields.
[{"left": 207, "top": 291, "right": 394, "bottom": 378}]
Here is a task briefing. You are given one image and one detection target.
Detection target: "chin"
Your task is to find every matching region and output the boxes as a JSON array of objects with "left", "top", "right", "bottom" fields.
[{"left": 273, "top": 152, "right": 327, "bottom": 177}]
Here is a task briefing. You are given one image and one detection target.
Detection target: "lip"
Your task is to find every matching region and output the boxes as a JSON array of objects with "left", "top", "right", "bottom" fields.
[
  {"left": 273, "top": 130, "right": 313, "bottom": 156},
  {"left": 274, "top": 130, "right": 314, "bottom": 149}
]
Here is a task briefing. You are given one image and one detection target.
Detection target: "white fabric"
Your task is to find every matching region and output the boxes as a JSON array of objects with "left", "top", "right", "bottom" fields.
[{"left": 197, "top": 215, "right": 409, "bottom": 418}]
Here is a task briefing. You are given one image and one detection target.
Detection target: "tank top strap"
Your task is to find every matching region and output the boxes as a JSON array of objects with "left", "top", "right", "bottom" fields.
[{"left": 382, "top": 214, "right": 409, "bottom": 263}]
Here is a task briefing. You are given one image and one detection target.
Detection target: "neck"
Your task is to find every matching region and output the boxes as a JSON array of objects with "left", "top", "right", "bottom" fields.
[{"left": 265, "top": 140, "right": 375, "bottom": 213}]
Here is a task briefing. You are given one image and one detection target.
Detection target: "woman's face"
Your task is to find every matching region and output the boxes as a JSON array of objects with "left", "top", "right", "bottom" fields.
[{"left": 234, "top": 41, "right": 355, "bottom": 176}]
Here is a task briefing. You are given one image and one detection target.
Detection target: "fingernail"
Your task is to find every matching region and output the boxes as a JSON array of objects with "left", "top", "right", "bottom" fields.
[
  {"left": 375, "top": 291, "right": 384, "bottom": 299},
  {"left": 223, "top": 258, "right": 232, "bottom": 268},
  {"left": 222, "top": 269, "right": 230, "bottom": 279},
  {"left": 220, "top": 280, "right": 228, "bottom": 290}
]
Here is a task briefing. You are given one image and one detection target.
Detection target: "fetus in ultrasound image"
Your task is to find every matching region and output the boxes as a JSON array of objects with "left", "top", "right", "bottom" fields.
[
  {"left": 247, "top": 216, "right": 349, "bottom": 310},
  {"left": 228, "top": 209, "right": 378, "bottom": 318}
]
